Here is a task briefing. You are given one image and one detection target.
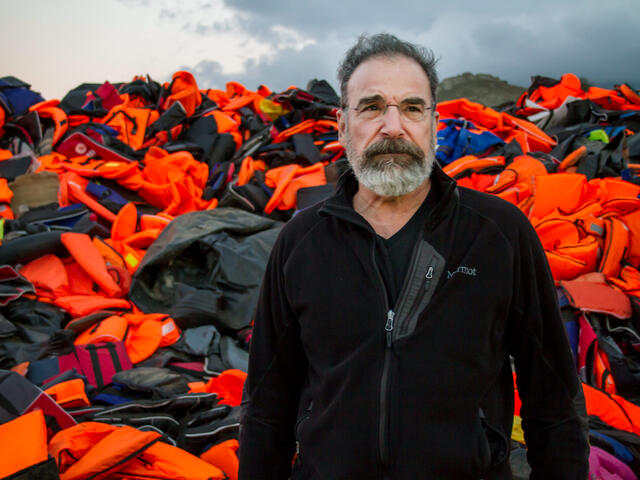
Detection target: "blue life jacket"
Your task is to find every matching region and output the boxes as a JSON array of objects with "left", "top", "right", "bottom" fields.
[{"left": 436, "top": 119, "right": 504, "bottom": 165}]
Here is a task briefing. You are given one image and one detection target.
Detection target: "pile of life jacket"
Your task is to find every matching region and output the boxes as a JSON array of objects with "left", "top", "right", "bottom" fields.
[{"left": 1, "top": 69, "right": 640, "bottom": 478}]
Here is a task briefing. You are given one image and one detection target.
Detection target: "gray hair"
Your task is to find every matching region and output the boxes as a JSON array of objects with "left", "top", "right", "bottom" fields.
[{"left": 337, "top": 33, "right": 439, "bottom": 108}]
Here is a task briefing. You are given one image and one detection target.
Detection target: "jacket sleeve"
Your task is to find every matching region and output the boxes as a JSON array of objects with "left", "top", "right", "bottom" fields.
[
  {"left": 238, "top": 229, "right": 307, "bottom": 480},
  {"left": 507, "top": 214, "right": 589, "bottom": 480}
]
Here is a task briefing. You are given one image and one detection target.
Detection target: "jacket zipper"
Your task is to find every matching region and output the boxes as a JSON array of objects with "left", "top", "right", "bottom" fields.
[
  {"left": 379, "top": 309, "right": 394, "bottom": 468},
  {"left": 372, "top": 240, "right": 393, "bottom": 470},
  {"left": 403, "top": 263, "right": 435, "bottom": 323}
]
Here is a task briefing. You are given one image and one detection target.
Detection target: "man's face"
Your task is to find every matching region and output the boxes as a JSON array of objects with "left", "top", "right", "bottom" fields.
[{"left": 337, "top": 55, "right": 439, "bottom": 197}]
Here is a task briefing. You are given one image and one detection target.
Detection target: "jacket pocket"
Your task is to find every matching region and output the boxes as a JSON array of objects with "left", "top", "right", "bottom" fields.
[{"left": 477, "top": 408, "right": 509, "bottom": 476}]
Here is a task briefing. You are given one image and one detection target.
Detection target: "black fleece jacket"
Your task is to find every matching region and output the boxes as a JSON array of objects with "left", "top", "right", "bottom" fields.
[{"left": 239, "top": 165, "right": 589, "bottom": 479}]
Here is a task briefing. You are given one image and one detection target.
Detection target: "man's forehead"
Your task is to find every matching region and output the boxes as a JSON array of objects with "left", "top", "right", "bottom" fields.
[{"left": 346, "top": 55, "right": 432, "bottom": 103}]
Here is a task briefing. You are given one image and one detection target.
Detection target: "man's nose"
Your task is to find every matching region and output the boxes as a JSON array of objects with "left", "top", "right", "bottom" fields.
[{"left": 380, "top": 105, "right": 404, "bottom": 137}]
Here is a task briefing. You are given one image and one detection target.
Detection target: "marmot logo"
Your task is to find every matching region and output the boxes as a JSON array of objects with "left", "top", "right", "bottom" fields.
[{"left": 447, "top": 266, "right": 478, "bottom": 279}]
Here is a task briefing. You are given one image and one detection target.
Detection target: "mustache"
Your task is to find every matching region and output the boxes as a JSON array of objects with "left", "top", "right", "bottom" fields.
[{"left": 362, "top": 138, "right": 425, "bottom": 165}]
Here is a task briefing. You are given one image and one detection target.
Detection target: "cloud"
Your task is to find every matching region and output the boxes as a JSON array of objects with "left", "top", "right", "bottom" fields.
[
  {"left": 159, "top": 8, "right": 176, "bottom": 20},
  {"left": 116, "top": 0, "right": 149, "bottom": 6},
  {"left": 217, "top": 0, "right": 439, "bottom": 42},
  {"left": 182, "top": 59, "right": 229, "bottom": 89},
  {"left": 172, "top": 0, "right": 640, "bottom": 96},
  {"left": 183, "top": 41, "right": 342, "bottom": 93}
]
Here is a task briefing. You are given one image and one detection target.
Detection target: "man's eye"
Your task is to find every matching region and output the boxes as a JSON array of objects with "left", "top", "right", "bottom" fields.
[
  {"left": 405, "top": 105, "right": 424, "bottom": 113},
  {"left": 361, "top": 104, "right": 380, "bottom": 112}
]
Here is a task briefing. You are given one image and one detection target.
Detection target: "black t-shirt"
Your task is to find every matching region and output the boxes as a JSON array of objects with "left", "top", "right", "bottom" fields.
[{"left": 375, "top": 180, "right": 441, "bottom": 307}]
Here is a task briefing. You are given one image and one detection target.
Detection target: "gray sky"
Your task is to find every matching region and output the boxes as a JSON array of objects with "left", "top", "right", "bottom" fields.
[{"left": 2, "top": 0, "right": 639, "bottom": 100}]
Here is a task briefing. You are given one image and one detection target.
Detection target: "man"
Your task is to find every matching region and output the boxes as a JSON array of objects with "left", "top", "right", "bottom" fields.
[{"left": 239, "top": 34, "right": 589, "bottom": 479}]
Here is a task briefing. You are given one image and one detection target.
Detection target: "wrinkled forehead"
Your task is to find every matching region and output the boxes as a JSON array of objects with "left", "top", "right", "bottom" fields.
[{"left": 346, "top": 55, "right": 433, "bottom": 105}]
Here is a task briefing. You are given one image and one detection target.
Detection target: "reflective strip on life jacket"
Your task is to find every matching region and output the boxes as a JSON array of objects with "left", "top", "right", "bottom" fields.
[
  {"left": 158, "top": 315, "right": 180, "bottom": 347},
  {"left": 106, "top": 239, "right": 144, "bottom": 274}
]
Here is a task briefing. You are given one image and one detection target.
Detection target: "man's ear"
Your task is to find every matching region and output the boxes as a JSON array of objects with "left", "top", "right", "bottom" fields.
[{"left": 337, "top": 108, "right": 347, "bottom": 147}]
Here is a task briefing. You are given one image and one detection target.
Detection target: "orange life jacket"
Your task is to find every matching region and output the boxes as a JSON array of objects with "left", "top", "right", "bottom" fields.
[
  {"left": 437, "top": 98, "right": 556, "bottom": 152},
  {"left": 205, "top": 369, "right": 247, "bottom": 407},
  {"left": 608, "top": 266, "right": 640, "bottom": 295},
  {"left": 582, "top": 382, "right": 640, "bottom": 435},
  {"left": 264, "top": 163, "right": 326, "bottom": 213},
  {"left": 516, "top": 73, "right": 584, "bottom": 112},
  {"left": 442, "top": 155, "right": 505, "bottom": 179},
  {"left": 49, "top": 422, "right": 161, "bottom": 480},
  {"left": 49, "top": 422, "right": 226, "bottom": 480},
  {"left": 29, "top": 99, "right": 68, "bottom": 146},
  {"left": 598, "top": 217, "right": 630, "bottom": 280},
  {"left": 73, "top": 312, "right": 179, "bottom": 363},
  {"left": 530, "top": 173, "right": 591, "bottom": 220},
  {"left": 200, "top": 439, "right": 240, "bottom": 480},
  {"left": 19, "top": 253, "right": 70, "bottom": 299},
  {"left": 54, "top": 295, "right": 130, "bottom": 318},
  {"left": 0, "top": 410, "right": 52, "bottom": 479},
  {"left": 617, "top": 83, "right": 640, "bottom": 106},
  {"left": 111, "top": 202, "right": 138, "bottom": 241},
  {"left": 535, "top": 217, "right": 599, "bottom": 280},
  {"left": 163, "top": 71, "right": 202, "bottom": 117},
  {"left": 44, "top": 378, "right": 90, "bottom": 409},
  {"left": 58, "top": 172, "right": 118, "bottom": 223},
  {"left": 103, "top": 105, "right": 159, "bottom": 150},
  {"left": 61, "top": 232, "right": 123, "bottom": 297}
]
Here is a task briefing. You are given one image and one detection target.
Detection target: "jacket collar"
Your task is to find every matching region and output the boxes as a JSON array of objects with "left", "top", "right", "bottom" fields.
[{"left": 319, "top": 162, "right": 459, "bottom": 232}]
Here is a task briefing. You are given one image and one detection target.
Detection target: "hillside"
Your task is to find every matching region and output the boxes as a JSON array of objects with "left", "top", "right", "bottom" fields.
[{"left": 438, "top": 72, "right": 526, "bottom": 107}]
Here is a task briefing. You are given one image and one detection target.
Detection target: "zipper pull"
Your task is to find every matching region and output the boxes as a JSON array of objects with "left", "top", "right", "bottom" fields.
[
  {"left": 426, "top": 266, "right": 433, "bottom": 279},
  {"left": 385, "top": 310, "right": 395, "bottom": 347}
]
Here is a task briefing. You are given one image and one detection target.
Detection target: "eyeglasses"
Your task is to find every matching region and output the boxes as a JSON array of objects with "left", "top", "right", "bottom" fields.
[{"left": 348, "top": 98, "right": 435, "bottom": 122}]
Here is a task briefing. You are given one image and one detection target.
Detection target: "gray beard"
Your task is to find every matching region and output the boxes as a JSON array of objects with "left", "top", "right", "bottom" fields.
[{"left": 346, "top": 137, "right": 435, "bottom": 197}]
